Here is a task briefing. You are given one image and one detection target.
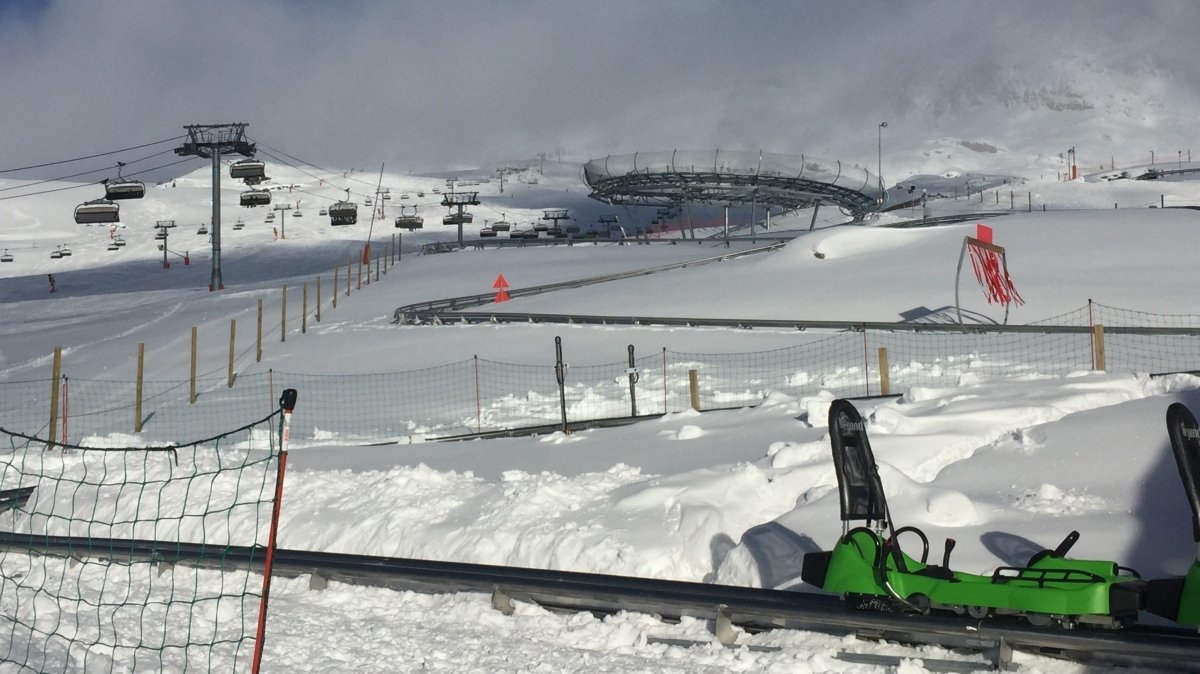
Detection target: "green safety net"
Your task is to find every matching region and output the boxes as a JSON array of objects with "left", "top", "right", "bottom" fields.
[{"left": 0, "top": 405, "right": 285, "bottom": 673}]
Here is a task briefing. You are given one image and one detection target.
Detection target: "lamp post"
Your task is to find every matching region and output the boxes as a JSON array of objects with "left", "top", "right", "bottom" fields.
[{"left": 877, "top": 122, "right": 888, "bottom": 202}]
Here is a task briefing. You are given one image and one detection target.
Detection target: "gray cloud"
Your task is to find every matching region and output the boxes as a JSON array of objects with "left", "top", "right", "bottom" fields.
[{"left": 2, "top": 0, "right": 1198, "bottom": 181}]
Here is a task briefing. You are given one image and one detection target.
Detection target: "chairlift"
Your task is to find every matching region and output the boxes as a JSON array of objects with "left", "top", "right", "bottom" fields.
[
  {"left": 197, "top": 225, "right": 209, "bottom": 235},
  {"left": 293, "top": 209, "right": 302, "bottom": 217},
  {"left": 394, "top": 205, "right": 424, "bottom": 229},
  {"left": 104, "top": 178, "right": 145, "bottom": 200},
  {"left": 383, "top": 192, "right": 391, "bottom": 201},
  {"left": 59, "top": 245, "right": 72, "bottom": 257},
  {"left": 491, "top": 221, "right": 511, "bottom": 232},
  {"left": 400, "top": 193, "right": 409, "bottom": 200},
  {"left": 319, "top": 208, "right": 328, "bottom": 216},
  {"left": 0, "top": 249, "right": 12, "bottom": 262},
  {"left": 479, "top": 227, "right": 496, "bottom": 237},
  {"left": 232, "top": 219, "right": 245, "bottom": 230},
  {"left": 103, "top": 162, "right": 146, "bottom": 200},
  {"left": 443, "top": 212, "right": 473, "bottom": 225},
  {"left": 365, "top": 198, "right": 373, "bottom": 206},
  {"left": 113, "top": 236, "right": 127, "bottom": 247},
  {"left": 74, "top": 199, "right": 120, "bottom": 224},
  {"left": 50, "top": 248, "right": 63, "bottom": 260},
  {"left": 416, "top": 191, "right": 425, "bottom": 197},
  {"left": 265, "top": 212, "right": 276, "bottom": 222},
  {"left": 107, "top": 242, "right": 119, "bottom": 252},
  {"left": 230, "top": 159, "right": 267, "bottom": 182},
  {"left": 240, "top": 188, "right": 272, "bottom": 207},
  {"left": 329, "top": 190, "right": 358, "bottom": 226},
  {"left": 155, "top": 229, "right": 167, "bottom": 240}
]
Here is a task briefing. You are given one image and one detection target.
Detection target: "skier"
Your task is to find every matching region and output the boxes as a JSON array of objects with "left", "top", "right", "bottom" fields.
[
  {"left": 273, "top": 227, "right": 279, "bottom": 241},
  {"left": 47, "top": 274, "right": 56, "bottom": 294}
]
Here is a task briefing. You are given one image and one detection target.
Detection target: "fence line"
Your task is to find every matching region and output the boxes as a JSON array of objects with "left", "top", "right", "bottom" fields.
[{"left": 7, "top": 300, "right": 1200, "bottom": 446}]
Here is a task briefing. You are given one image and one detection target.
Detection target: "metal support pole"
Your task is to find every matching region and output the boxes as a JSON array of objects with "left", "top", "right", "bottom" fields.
[
  {"left": 626, "top": 344, "right": 639, "bottom": 417},
  {"left": 210, "top": 145, "right": 223, "bottom": 290},
  {"left": 554, "top": 336, "right": 568, "bottom": 433}
]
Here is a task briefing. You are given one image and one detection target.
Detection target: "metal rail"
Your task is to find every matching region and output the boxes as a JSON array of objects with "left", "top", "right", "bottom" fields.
[
  {"left": 393, "top": 242, "right": 784, "bottom": 324},
  {"left": 395, "top": 310, "right": 1200, "bottom": 336},
  {"left": 3, "top": 533, "right": 1199, "bottom": 671}
]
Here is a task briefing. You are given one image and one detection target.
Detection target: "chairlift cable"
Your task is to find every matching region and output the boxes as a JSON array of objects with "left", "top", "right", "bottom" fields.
[
  {"left": 0, "top": 157, "right": 197, "bottom": 202},
  {"left": 251, "top": 140, "right": 380, "bottom": 188},
  {"left": 0, "top": 148, "right": 177, "bottom": 194},
  {"left": 0, "top": 136, "right": 186, "bottom": 174}
]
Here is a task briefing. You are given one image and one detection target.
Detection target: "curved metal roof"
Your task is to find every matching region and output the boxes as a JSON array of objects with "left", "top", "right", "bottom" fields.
[{"left": 582, "top": 150, "right": 884, "bottom": 217}]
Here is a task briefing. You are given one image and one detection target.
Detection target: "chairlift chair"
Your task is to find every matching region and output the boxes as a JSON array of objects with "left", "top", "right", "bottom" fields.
[
  {"left": 59, "top": 245, "right": 72, "bottom": 257},
  {"left": 491, "top": 221, "right": 511, "bottom": 232},
  {"left": 50, "top": 249, "right": 62, "bottom": 260},
  {"left": 329, "top": 201, "right": 358, "bottom": 226},
  {"left": 232, "top": 219, "right": 245, "bottom": 230},
  {"left": 394, "top": 206, "right": 423, "bottom": 229},
  {"left": 114, "top": 236, "right": 127, "bottom": 247},
  {"left": 107, "top": 242, "right": 119, "bottom": 252},
  {"left": 104, "top": 178, "right": 146, "bottom": 201},
  {"left": 230, "top": 159, "right": 267, "bottom": 181},
  {"left": 103, "top": 162, "right": 146, "bottom": 200},
  {"left": 0, "top": 249, "right": 12, "bottom": 262},
  {"left": 443, "top": 212, "right": 474, "bottom": 226},
  {"left": 240, "top": 189, "right": 272, "bottom": 207},
  {"left": 293, "top": 209, "right": 302, "bottom": 217},
  {"left": 479, "top": 227, "right": 496, "bottom": 237},
  {"left": 154, "top": 230, "right": 167, "bottom": 240},
  {"left": 74, "top": 199, "right": 120, "bottom": 224},
  {"left": 197, "top": 226, "right": 209, "bottom": 235},
  {"left": 365, "top": 198, "right": 373, "bottom": 206},
  {"left": 319, "top": 208, "right": 328, "bottom": 216}
]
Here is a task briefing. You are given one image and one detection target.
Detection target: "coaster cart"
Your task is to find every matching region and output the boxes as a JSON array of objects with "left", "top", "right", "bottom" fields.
[{"left": 801, "top": 399, "right": 1143, "bottom": 628}]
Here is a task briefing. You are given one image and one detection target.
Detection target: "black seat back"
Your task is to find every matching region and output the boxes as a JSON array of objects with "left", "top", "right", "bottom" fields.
[
  {"left": 829, "top": 399, "right": 889, "bottom": 526},
  {"left": 1166, "top": 403, "right": 1200, "bottom": 543}
]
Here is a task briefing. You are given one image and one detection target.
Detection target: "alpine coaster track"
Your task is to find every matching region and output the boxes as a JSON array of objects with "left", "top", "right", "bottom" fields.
[{"left": 3, "top": 533, "right": 1198, "bottom": 671}]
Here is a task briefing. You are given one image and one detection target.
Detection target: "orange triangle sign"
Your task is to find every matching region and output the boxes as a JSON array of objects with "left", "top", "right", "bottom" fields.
[
  {"left": 492, "top": 274, "right": 509, "bottom": 289},
  {"left": 495, "top": 289, "right": 510, "bottom": 303}
]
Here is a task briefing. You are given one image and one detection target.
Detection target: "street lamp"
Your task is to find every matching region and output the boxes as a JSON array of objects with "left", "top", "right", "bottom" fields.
[{"left": 877, "top": 122, "right": 888, "bottom": 201}]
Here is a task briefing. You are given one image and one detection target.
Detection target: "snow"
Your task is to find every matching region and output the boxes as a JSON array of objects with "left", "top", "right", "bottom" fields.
[{"left": 2, "top": 158, "right": 1200, "bottom": 673}]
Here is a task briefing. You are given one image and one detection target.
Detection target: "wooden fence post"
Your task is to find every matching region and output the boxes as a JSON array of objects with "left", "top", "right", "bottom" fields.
[
  {"left": 688, "top": 369, "right": 700, "bottom": 411},
  {"left": 190, "top": 326, "right": 198, "bottom": 403},
  {"left": 333, "top": 268, "right": 339, "bottom": 308},
  {"left": 375, "top": 255, "right": 380, "bottom": 282},
  {"left": 281, "top": 285, "right": 287, "bottom": 342},
  {"left": 877, "top": 347, "right": 890, "bottom": 396},
  {"left": 357, "top": 257, "right": 363, "bottom": 290},
  {"left": 134, "top": 343, "right": 144, "bottom": 433},
  {"left": 48, "top": 346, "right": 62, "bottom": 445},
  {"left": 316, "top": 276, "right": 322, "bottom": 323},
  {"left": 302, "top": 282, "right": 308, "bottom": 334},
  {"left": 346, "top": 257, "right": 352, "bottom": 296},
  {"left": 256, "top": 299, "right": 263, "bottom": 362},
  {"left": 228, "top": 319, "right": 237, "bottom": 387},
  {"left": 1092, "top": 324, "right": 1106, "bottom": 371}
]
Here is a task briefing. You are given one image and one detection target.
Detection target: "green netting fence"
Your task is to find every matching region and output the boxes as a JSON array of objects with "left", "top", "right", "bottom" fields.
[
  {"left": 0, "top": 403, "right": 287, "bottom": 673},
  {"left": 5, "top": 306, "right": 1200, "bottom": 446}
]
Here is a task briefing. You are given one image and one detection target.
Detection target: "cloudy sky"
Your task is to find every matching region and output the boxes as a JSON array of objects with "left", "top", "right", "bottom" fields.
[{"left": 2, "top": 0, "right": 1198, "bottom": 180}]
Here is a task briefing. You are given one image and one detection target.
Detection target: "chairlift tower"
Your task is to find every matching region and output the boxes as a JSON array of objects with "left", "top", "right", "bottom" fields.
[
  {"left": 542, "top": 209, "right": 569, "bottom": 235},
  {"left": 440, "top": 191, "right": 479, "bottom": 247},
  {"left": 598, "top": 214, "right": 623, "bottom": 239},
  {"left": 173, "top": 123, "right": 256, "bottom": 291},
  {"left": 155, "top": 221, "right": 176, "bottom": 269},
  {"left": 273, "top": 204, "right": 293, "bottom": 239}
]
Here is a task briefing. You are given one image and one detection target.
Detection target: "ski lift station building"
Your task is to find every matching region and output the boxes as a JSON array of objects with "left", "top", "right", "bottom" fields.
[{"left": 581, "top": 149, "right": 885, "bottom": 221}]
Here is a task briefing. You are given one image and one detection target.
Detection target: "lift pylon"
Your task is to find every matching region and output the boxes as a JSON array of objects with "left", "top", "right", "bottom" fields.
[{"left": 173, "top": 123, "right": 256, "bottom": 291}]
